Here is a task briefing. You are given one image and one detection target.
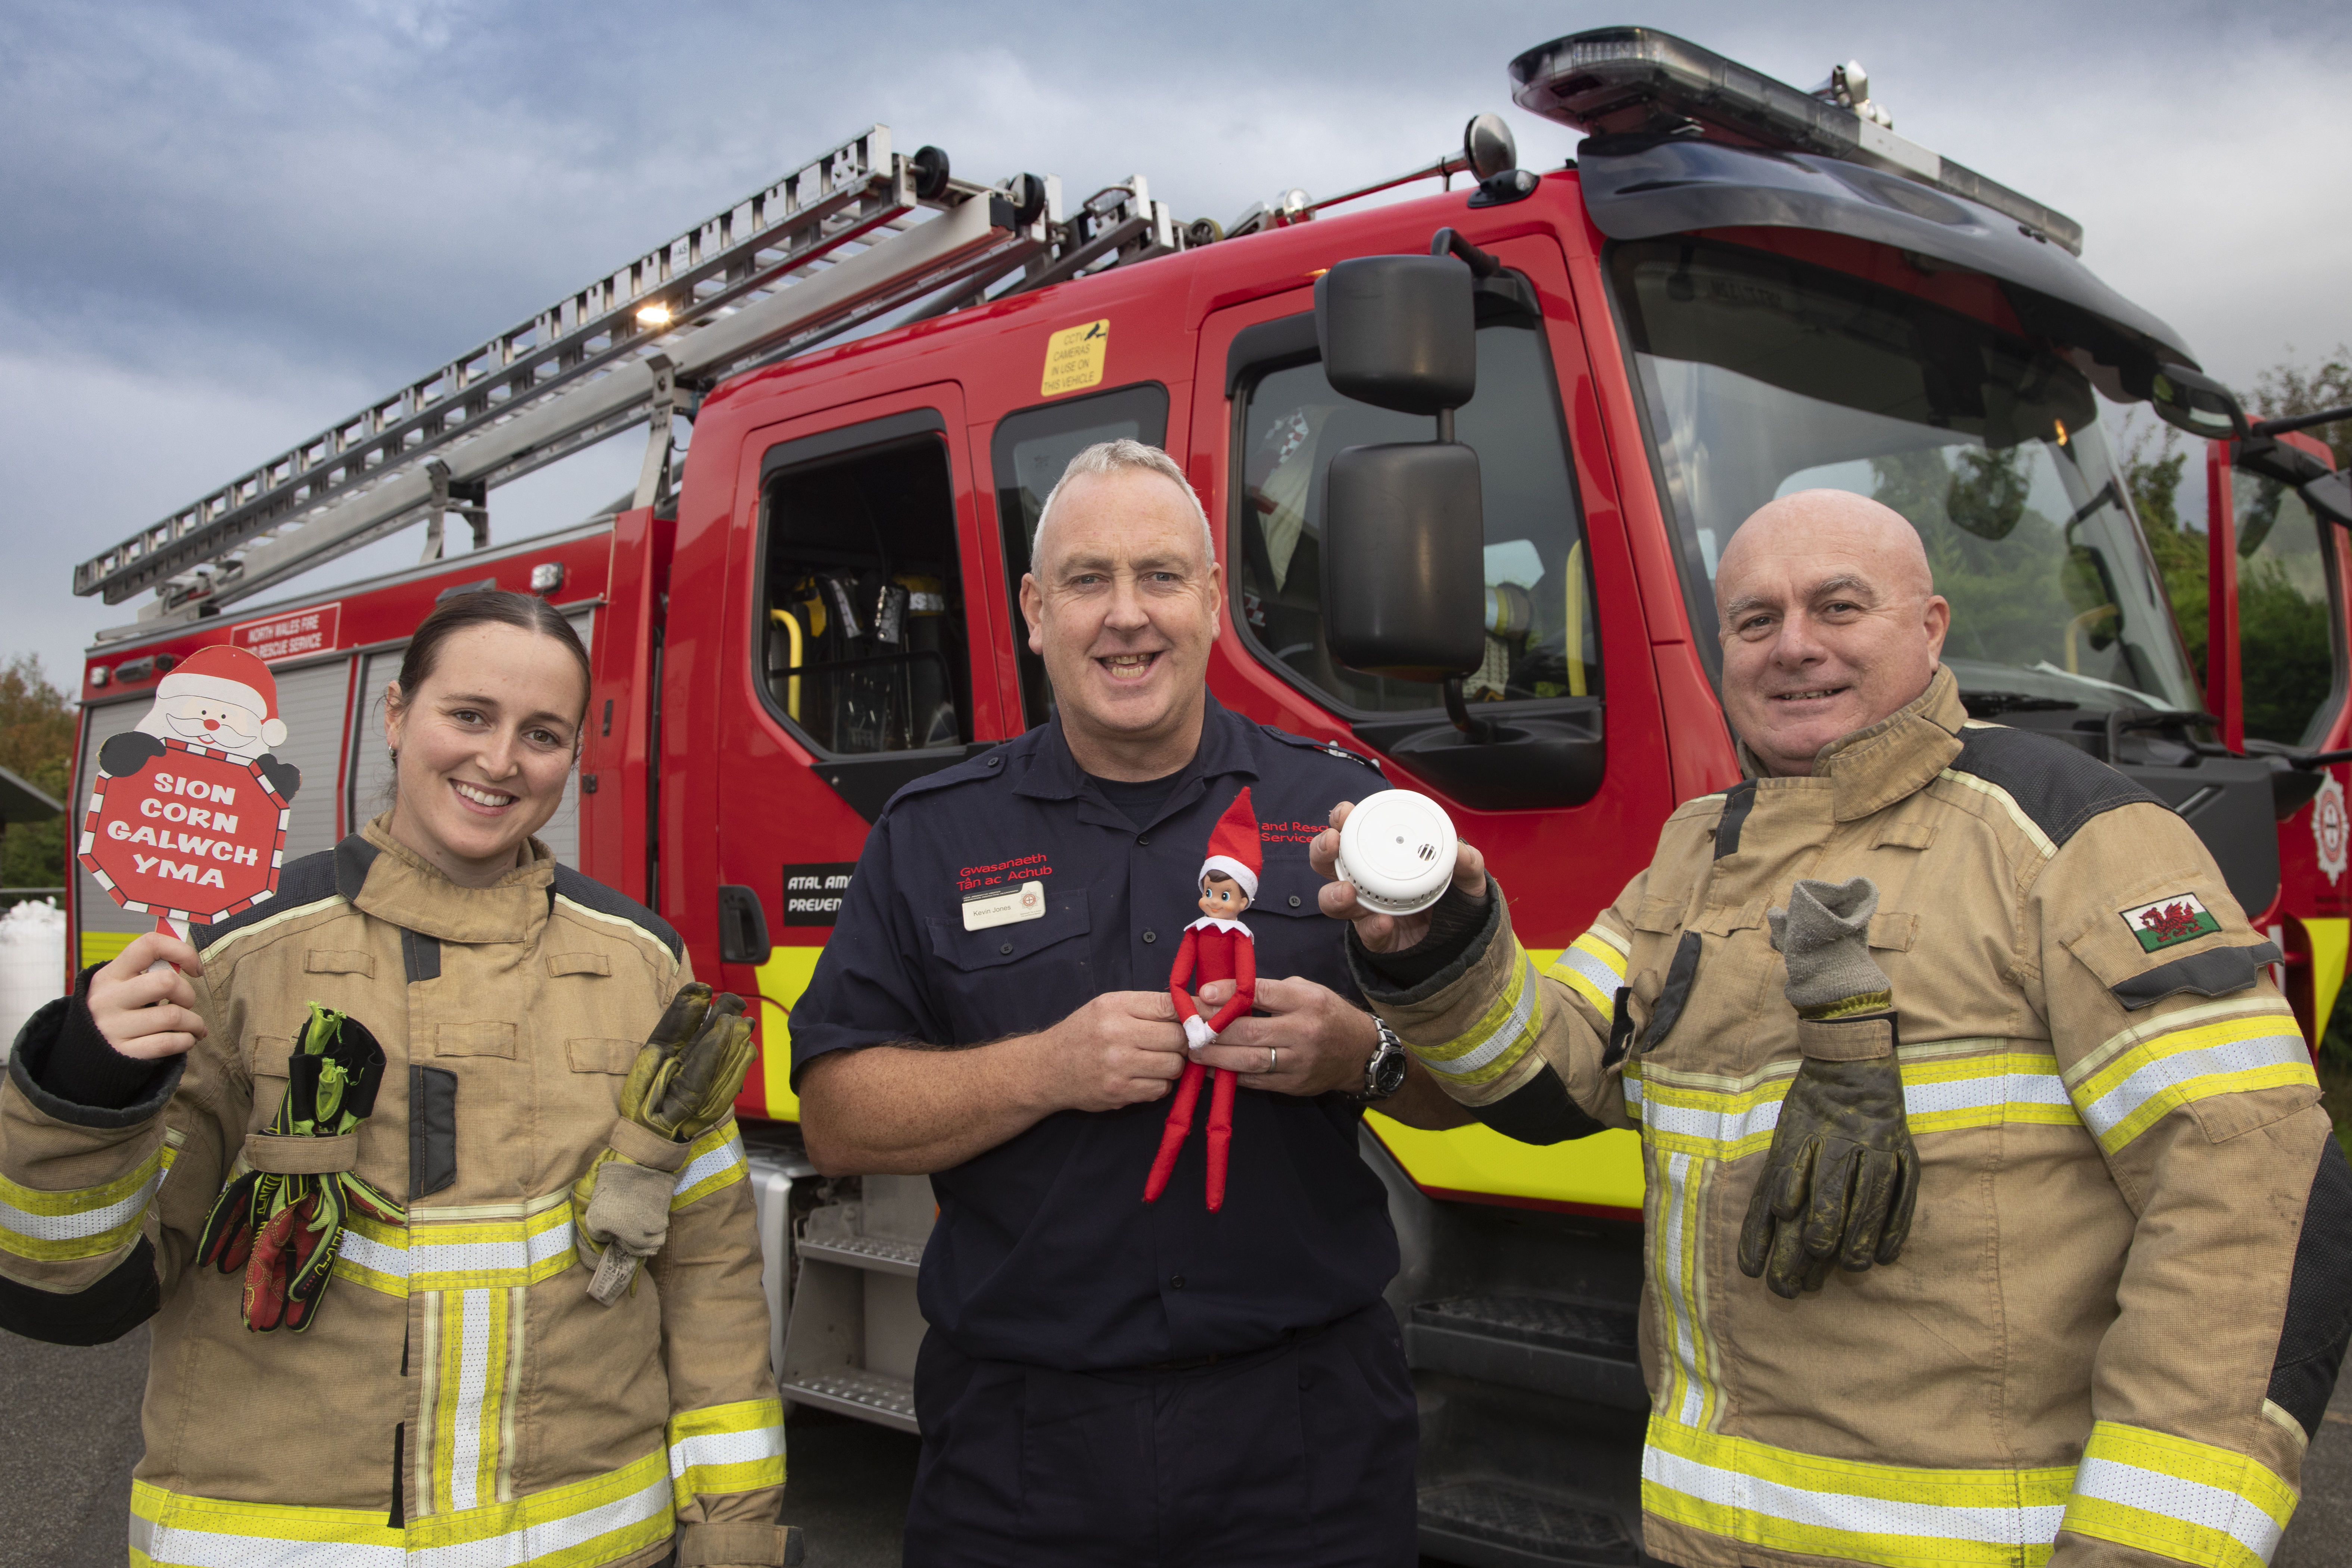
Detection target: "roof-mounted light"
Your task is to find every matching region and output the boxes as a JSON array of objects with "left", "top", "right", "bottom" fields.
[{"left": 1508, "top": 27, "right": 2083, "bottom": 255}]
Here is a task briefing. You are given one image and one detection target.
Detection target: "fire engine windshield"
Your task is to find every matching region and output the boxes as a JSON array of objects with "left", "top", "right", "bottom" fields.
[{"left": 1610, "top": 238, "right": 2203, "bottom": 717}]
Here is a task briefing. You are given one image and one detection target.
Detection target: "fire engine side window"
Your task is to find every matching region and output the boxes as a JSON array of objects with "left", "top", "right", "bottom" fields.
[
  {"left": 988, "top": 384, "right": 1172, "bottom": 726},
  {"left": 2232, "top": 473, "right": 2344, "bottom": 746},
  {"left": 758, "top": 424, "right": 972, "bottom": 756},
  {"left": 1232, "top": 316, "right": 1599, "bottom": 715}
]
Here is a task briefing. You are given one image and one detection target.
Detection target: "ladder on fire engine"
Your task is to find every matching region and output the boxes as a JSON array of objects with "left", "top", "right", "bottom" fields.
[{"left": 75, "top": 128, "right": 1188, "bottom": 632}]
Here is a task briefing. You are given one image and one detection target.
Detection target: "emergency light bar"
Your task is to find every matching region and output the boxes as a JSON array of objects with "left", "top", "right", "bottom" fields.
[{"left": 1510, "top": 27, "right": 2084, "bottom": 256}]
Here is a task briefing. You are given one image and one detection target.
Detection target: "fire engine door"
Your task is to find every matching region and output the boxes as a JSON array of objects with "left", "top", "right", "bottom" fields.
[{"left": 719, "top": 384, "right": 1001, "bottom": 1120}]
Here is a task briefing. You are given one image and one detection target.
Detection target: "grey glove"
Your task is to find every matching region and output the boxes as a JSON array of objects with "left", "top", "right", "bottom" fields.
[
  {"left": 1739, "top": 877, "right": 1919, "bottom": 1299},
  {"left": 1768, "top": 877, "right": 1889, "bottom": 1017}
]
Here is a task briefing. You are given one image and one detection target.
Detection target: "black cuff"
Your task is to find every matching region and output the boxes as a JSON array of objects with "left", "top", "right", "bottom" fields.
[
  {"left": 1348, "top": 879, "right": 1504, "bottom": 1003},
  {"left": 9, "top": 965, "right": 181, "bottom": 1126}
]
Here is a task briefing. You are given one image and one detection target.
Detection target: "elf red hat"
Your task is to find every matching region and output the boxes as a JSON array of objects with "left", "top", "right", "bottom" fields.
[
  {"left": 156, "top": 645, "right": 287, "bottom": 749},
  {"left": 1198, "top": 786, "right": 1262, "bottom": 901}
]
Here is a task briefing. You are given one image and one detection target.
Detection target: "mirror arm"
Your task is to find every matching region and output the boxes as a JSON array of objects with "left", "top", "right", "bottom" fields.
[
  {"left": 2252, "top": 403, "right": 2352, "bottom": 440},
  {"left": 1429, "top": 226, "right": 1503, "bottom": 278},
  {"left": 1445, "top": 676, "right": 1498, "bottom": 744}
]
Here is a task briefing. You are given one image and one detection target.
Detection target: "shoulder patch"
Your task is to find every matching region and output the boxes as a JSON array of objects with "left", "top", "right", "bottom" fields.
[
  {"left": 1714, "top": 781, "right": 1758, "bottom": 858},
  {"left": 193, "top": 846, "right": 343, "bottom": 953},
  {"left": 1947, "top": 725, "right": 2159, "bottom": 849},
  {"left": 2120, "top": 891, "right": 2222, "bottom": 953},
  {"left": 884, "top": 742, "right": 1017, "bottom": 809},
  {"left": 550, "top": 866, "right": 684, "bottom": 964},
  {"left": 1260, "top": 726, "right": 1384, "bottom": 772}
]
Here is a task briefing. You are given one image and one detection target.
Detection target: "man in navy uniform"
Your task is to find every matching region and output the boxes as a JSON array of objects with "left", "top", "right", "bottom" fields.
[{"left": 793, "top": 440, "right": 1461, "bottom": 1567}]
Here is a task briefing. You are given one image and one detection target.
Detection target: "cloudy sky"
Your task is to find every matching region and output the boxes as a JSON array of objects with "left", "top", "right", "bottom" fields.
[{"left": 3, "top": 0, "right": 2347, "bottom": 695}]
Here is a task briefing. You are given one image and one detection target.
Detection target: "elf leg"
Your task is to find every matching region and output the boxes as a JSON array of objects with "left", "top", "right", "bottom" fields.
[
  {"left": 1205, "top": 1067, "right": 1237, "bottom": 1211},
  {"left": 1143, "top": 1060, "right": 1208, "bottom": 1203}
]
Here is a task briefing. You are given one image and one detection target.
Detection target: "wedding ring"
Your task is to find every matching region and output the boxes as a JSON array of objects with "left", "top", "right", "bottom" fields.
[{"left": 1267, "top": 1047, "right": 1278, "bottom": 1074}]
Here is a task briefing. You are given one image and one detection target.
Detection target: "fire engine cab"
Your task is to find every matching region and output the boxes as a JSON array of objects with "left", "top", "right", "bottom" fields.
[{"left": 62, "top": 27, "right": 2352, "bottom": 1567}]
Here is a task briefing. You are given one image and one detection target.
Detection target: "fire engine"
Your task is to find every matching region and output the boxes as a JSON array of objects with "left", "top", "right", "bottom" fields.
[{"left": 60, "top": 27, "right": 2352, "bottom": 1567}]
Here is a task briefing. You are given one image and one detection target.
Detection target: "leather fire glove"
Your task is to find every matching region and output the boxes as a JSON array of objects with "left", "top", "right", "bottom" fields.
[
  {"left": 197, "top": 1004, "right": 402, "bottom": 1332},
  {"left": 573, "top": 983, "right": 757, "bottom": 1305},
  {"left": 1737, "top": 877, "right": 1920, "bottom": 1300}
]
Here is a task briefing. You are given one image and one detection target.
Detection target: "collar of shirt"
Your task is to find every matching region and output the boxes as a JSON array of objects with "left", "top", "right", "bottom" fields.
[
  {"left": 1012, "top": 693, "right": 1261, "bottom": 833},
  {"left": 1186, "top": 916, "right": 1253, "bottom": 937}
]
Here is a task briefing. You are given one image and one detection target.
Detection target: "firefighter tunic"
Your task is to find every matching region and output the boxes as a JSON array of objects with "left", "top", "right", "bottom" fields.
[
  {"left": 1353, "top": 667, "right": 2352, "bottom": 1568},
  {"left": 0, "top": 816, "right": 789, "bottom": 1568}
]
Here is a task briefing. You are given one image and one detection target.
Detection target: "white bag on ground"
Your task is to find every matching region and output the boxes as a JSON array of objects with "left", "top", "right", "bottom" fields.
[{"left": 0, "top": 900, "right": 68, "bottom": 1060}]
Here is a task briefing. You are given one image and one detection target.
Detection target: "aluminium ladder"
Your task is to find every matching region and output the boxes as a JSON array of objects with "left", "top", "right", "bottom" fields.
[{"left": 75, "top": 128, "right": 1185, "bottom": 633}]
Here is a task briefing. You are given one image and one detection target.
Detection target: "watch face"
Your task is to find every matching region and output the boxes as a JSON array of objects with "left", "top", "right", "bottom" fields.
[{"left": 1372, "top": 1047, "right": 1410, "bottom": 1097}]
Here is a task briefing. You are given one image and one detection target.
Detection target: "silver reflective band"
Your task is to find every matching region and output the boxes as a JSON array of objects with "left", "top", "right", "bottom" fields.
[
  {"left": 670, "top": 1425, "right": 787, "bottom": 1479},
  {"left": 2071, "top": 1457, "right": 2285, "bottom": 1564},
  {"left": 1418, "top": 956, "right": 1540, "bottom": 1079},
  {"left": 1644, "top": 1443, "right": 2068, "bottom": 1547},
  {"left": 0, "top": 1165, "right": 166, "bottom": 1242}
]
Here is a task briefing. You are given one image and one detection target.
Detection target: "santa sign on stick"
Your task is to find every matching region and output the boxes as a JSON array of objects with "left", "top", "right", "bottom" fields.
[{"left": 78, "top": 645, "right": 303, "bottom": 943}]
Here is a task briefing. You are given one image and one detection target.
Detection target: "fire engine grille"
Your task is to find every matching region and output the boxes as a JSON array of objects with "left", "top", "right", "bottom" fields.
[
  {"left": 1411, "top": 1294, "right": 1639, "bottom": 1360},
  {"left": 1420, "top": 1481, "right": 1638, "bottom": 1564}
]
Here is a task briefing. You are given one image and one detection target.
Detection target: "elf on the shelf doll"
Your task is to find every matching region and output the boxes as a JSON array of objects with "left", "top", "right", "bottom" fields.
[{"left": 1144, "top": 787, "right": 1261, "bottom": 1211}]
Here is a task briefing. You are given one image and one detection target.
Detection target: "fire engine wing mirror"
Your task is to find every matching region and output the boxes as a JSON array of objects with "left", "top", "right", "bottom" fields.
[
  {"left": 2144, "top": 363, "right": 2249, "bottom": 442},
  {"left": 1314, "top": 254, "right": 1477, "bottom": 415},
  {"left": 1321, "top": 442, "right": 1486, "bottom": 680}
]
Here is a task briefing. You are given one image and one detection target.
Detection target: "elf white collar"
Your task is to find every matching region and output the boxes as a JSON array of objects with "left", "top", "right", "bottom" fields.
[{"left": 1187, "top": 916, "right": 1254, "bottom": 937}]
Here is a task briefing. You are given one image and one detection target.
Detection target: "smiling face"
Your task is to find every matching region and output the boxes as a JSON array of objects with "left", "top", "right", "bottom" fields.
[
  {"left": 1714, "top": 490, "right": 1950, "bottom": 776},
  {"left": 1197, "top": 872, "right": 1250, "bottom": 921},
  {"left": 1020, "top": 465, "right": 1221, "bottom": 780},
  {"left": 383, "top": 623, "right": 587, "bottom": 887}
]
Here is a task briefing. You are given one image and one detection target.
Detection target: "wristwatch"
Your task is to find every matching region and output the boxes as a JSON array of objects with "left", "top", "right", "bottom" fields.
[{"left": 1352, "top": 1017, "right": 1410, "bottom": 1102}]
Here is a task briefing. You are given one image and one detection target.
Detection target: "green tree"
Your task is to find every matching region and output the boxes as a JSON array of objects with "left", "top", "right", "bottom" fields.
[
  {"left": 0, "top": 655, "right": 75, "bottom": 897},
  {"left": 2252, "top": 344, "right": 2352, "bottom": 467}
]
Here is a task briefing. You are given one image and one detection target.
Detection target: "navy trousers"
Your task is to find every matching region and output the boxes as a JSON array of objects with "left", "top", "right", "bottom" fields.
[{"left": 901, "top": 1302, "right": 1419, "bottom": 1568}]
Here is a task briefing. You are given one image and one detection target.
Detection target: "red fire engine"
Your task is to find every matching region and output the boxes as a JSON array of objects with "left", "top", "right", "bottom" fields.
[{"left": 62, "top": 28, "right": 2352, "bottom": 1565}]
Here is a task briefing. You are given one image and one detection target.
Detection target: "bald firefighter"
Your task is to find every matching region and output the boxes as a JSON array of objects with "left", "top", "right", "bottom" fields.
[{"left": 1321, "top": 490, "right": 2352, "bottom": 1568}]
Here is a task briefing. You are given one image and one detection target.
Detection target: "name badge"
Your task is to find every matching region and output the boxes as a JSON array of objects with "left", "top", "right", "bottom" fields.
[{"left": 963, "top": 880, "right": 1046, "bottom": 932}]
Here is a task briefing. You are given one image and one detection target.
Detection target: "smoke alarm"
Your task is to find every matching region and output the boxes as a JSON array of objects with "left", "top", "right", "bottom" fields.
[{"left": 1336, "top": 790, "right": 1459, "bottom": 916}]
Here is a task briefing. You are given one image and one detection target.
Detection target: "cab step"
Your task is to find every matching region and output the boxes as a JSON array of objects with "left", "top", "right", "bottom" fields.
[
  {"left": 1418, "top": 1480, "right": 1641, "bottom": 1568},
  {"left": 777, "top": 1368, "right": 919, "bottom": 1433},
  {"left": 1406, "top": 1295, "right": 1646, "bottom": 1410}
]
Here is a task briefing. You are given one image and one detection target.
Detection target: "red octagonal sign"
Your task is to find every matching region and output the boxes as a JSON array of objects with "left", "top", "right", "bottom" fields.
[{"left": 78, "top": 739, "right": 290, "bottom": 926}]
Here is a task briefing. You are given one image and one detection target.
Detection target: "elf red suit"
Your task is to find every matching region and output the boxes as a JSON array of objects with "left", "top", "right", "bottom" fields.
[{"left": 1144, "top": 788, "right": 1261, "bottom": 1210}]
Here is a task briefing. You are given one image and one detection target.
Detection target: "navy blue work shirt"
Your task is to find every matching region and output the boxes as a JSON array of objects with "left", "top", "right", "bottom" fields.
[{"left": 790, "top": 696, "right": 1399, "bottom": 1372}]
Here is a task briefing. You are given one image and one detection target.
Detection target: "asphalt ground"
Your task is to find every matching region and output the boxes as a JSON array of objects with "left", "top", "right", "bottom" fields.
[{"left": 5, "top": 1326, "right": 2349, "bottom": 1566}]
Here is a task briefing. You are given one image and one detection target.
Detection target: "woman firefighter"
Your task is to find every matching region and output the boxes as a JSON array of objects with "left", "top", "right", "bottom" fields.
[{"left": 0, "top": 591, "right": 795, "bottom": 1568}]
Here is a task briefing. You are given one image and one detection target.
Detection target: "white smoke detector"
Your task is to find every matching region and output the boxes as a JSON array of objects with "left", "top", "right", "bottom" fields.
[{"left": 1336, "top": 790, "right": 1459, "bottom": 916}]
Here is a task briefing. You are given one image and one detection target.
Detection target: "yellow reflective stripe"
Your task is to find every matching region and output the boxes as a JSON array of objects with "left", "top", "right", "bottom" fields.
[
  {"left": 0, "top": 1137, "right": 179, "bottom": 1262},
  {"left": 667, "top": 1397, "right": 787, "bottom": 1511},
  {"left": 1643, "top": 1416, "right": 2073, "bottom": 1568},
  {"left": 670, "top": 1122, "right": 748, "bottom": 1210},
  {"left": 1937, "top": 769, "right": 2058, "bottom": 859},
  {"left": 1407, "top": 945, "right": 1543, "bottom": 1087},
  {"left": 132, "top": 1448, "right": 673, "bottom": 1567},
  {"left": 1545, "top": 928, "right": 1629, "bottom": 1016},
  {"left": 331, "top": 1190, "right": 576, "bottom": 1297},
  {"left": 1626, "top": 1045, "right": 2079, "bottom": 1160},
  {"left": 2060, "top": 1421, "right": 2295, "bottom": 1568},
  {"left": 1649, "top": 1148, "right": 1719, "bottom": 1430},
  {"left": 435, "top": 1287, "right": 521, "bottom": 1514},
  {"left": 2068, "top": 1011, "right": 2315, "bottom": 1155}
]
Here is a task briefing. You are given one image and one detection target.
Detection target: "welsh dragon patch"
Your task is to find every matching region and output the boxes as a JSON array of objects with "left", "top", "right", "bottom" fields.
[{"left": 2121, "top": 892, "right": 2221, "bottom": 952}]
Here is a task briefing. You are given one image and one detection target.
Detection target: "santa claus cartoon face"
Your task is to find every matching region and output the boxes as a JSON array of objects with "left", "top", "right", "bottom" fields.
[
  {"left": 131, "top": 645, "right": 290, "bottom": 762},
  {"left": 137, "top": 691, "right": 274, "bottom": 758}
]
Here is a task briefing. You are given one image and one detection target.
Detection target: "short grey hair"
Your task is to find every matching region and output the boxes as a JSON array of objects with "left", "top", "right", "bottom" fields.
[{"left": 1031, "top": 439, "right": 1216, "bottom": 571}]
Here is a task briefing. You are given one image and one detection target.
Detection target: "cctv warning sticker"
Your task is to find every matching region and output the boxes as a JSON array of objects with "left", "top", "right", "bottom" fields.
[
  {"left": 2121, "top": 892, "right": 2222, "bottom": 953},
  {"left": 1041, "top": 319, "right": 1109, "bottom": 396}
]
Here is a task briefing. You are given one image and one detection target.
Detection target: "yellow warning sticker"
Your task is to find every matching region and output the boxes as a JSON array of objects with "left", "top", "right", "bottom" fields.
[{"left": 1041, "top": 319, "right": 1109, "bottom": 396}]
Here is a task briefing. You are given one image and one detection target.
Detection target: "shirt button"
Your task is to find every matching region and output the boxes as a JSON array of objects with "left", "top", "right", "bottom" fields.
[
  {"left": 986, "top": 756, "right": 1001, "bottom": 769},
  {"left": 999, "top": 942, "right": 1014, "bottom": 955},
  {"left": 1289, "top": 895, "right": 1302, "bottom": 908},
  {"left": 1143, "top": 930, "right": 1158, "bottom": 944},
  {"left": 1169, "top": 1275, "right": 1186, "bottom": 1290},
  {"left": 1137, "top": 833, "right": 1151, "bottom": 846}
]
